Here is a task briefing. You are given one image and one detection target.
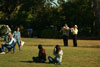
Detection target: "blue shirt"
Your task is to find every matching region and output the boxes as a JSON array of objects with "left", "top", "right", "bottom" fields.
[{"left": 13, "top": 31, "right": 21, "bottom": 40}]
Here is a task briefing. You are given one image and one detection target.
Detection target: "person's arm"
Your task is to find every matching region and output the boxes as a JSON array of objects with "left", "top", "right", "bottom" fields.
[
  {"left": 12, "top": 31, "right": 16, "bottom": 37},
  {"left": 19, "top": 32, "right": 22, "bottom": 41},
  {"left": 60, "top": 27, "right": 64, "bottom": 32},
  {"left": 71, "top": 28, "right": 74, "bottom": 32},
  {"left": 6, "top": 38, "right": 14, "bottom": 45},
  {"left": 53, "top": 47, "right": 56, "bottom": 56}
]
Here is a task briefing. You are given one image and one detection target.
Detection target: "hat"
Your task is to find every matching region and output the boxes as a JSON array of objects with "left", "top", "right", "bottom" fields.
[{"left": 74, "top": 25, "right": 78, "bottom": 28}]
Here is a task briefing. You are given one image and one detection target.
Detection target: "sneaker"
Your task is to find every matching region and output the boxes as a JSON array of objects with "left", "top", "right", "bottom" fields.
[
  {"left": 56, "top": 63, "right": 62, "bottom": 65},
  {"left": 0, "top": 52, "right": 5, "bottom": 54}
]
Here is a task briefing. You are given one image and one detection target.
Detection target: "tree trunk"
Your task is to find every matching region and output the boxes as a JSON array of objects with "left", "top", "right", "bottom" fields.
[
  {"left": 90, "top": 0, "right": 100, "bottom": 38},
  {"left": 93, "top": 0, "right": 100, "bottom": 38}
]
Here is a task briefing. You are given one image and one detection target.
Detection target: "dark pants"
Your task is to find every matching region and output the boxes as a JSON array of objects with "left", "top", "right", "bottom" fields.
[
  {"left": 63, "top": 35, "right": 68, "bottom": 46},
  {"left": 1, "top": 42, "right": 16, "bottom": 52},
  {"left": 73, "top": 35, "right": 77, "bottom": 47},
  {"left": 1, "top": 44, "right": 11, "bottom": 52},
  {"left": 32, "top": 57, "right": 46, "bottom": 63}
]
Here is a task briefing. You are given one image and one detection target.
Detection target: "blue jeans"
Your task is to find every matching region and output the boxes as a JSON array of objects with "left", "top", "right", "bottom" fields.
[
  {"left": 1, "top": 42, "right": 16, "bottom": 52},
  {"left": 48, "top": 56, "right": 60, "bottom": 64},
  {"left": 16, "top": 39, "right": 21, "bottom": 50},
  {"left": 1, "top": 44, "right": 11, "bottom": 52}
]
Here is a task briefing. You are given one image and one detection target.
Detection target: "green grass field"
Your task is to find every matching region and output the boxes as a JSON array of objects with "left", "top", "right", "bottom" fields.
[{"left": 0, "top": 38, "right": 100, "bottom": 67}]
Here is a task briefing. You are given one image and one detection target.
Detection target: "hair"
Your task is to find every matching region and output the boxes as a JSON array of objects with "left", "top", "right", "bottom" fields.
[
  {"left": 74, "top": 25, "right": 78, "bottom": 28},
  {"left": 55, "top": 45, "right": 61, "bottom": 54},
  {"left": 38, "top": 44, "right": 43, "bottom": 49}
]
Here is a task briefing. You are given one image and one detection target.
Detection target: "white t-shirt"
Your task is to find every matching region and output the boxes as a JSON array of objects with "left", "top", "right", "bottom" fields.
[
  {"left": 72, "top": 29, "right": 78, "bottom": 35},
  {"left": 53, "top": 49, "right": 63, "bottom": 62}
]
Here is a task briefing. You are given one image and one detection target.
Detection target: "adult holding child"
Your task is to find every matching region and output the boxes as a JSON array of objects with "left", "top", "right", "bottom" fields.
[
  {"left": 60, "top": 24, "right": 69, "bottom": 46},
  {"left": 71, "top": 25, "right": 78, "bottom": 47}
]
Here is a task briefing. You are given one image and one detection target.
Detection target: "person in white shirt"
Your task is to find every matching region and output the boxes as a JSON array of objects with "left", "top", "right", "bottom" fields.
[
  {"left": 0, "top": 34, "right": 16, "bottom": 54},
  {"left": 4, "top": 25, "right": 11, "bottom": 42},
  {"left": 48, "top": 45, "right": 63, "bottom": 64},
  {"left": 71, "top": 25, "right": 78, "bottom": 47}
]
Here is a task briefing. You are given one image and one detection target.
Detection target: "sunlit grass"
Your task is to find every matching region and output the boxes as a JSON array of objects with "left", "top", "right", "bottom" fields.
[{"left": 0, "top": 38, "right": 100, "bottom": 67}]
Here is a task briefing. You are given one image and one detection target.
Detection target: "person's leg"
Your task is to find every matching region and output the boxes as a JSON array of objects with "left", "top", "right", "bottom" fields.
[
  {"left": 73, "top": 35, "right": 77, "bottom": 47},
  {"left": 54, "top": 57, "right": 61, "bottom": 64},
  {"left": 74, "top": 35, "right": 77, "bottom": 47},
  {"left": 40, "top": 59, "right": 46, "bottom": 63},
  {"left": 66, "top": 36, "right": 68, "bottom": 46},
  {"left": 17, "top": 39, "right": 21, "bottom": 50},
  {"left": 32, "top": 57, "right": 39, "bottom": 62},
  {"left": 63, "top": 36, "right": 68, "bottom": 46},
  {"left": 63, "top": 36, "right": 66, "bottom": 46},
  {"left": 48, "top": 56, "right": 54, "bottom": 63},
  {"left": 1, "top": 44, "right": 6, "bottom": 52}
]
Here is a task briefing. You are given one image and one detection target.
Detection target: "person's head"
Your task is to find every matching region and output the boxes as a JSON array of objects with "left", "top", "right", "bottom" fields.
[
  {"left": 38, "top": 45, "right": 43, "bottom": 49},
  {"left": 74, "top": 25, "right": 78, "bottom": 29},
  {"left": 9, "top": 34, "right": 13, "bottom": 39},
  {"left": 55, "top": 45, "right": 61, "bottom": 54},
  {"left": 17, "top": 27, "right": 20, "bottom": 31},
  {"left": 65, "top": 24, "right": 68, "bottom": 27},
  {"left": 5, "top": 25, "right": 9, "bottom": 28}
]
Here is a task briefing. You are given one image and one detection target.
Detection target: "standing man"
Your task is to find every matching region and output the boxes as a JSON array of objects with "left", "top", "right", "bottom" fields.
[
  {"left": 60, "top": 24, "right": 69, "bottom": 46},
  {"left": 71, "top": 25, "right": 78, "bottom": 47},
  {"left": 13, "top": 27, "right": 22, "bottom": 50}
]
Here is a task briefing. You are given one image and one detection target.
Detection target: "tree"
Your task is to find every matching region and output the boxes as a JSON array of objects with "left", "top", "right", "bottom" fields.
[{"left": 90, "top": 0, "right": 100, "bottom": 38}]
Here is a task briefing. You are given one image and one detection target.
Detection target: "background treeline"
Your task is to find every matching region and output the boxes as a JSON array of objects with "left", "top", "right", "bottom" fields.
[{"left": 0, "top": 0, "right": 100, "bottom": 39}]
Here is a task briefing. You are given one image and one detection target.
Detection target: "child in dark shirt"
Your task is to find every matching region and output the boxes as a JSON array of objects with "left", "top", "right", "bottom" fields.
[{"left": 32, "top": 45, "right": 46, "bottom": 63}]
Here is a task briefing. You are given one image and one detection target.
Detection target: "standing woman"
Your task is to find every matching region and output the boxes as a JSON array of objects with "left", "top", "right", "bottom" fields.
[
  {"left": 71, "top": 25, "right": 78, "bottom": 47},
  {"left": 60, "top": 24, "right": 69, "bottom": 46},
  {"left": 13, "top": 27, "right": 22, "bottom": 50}
]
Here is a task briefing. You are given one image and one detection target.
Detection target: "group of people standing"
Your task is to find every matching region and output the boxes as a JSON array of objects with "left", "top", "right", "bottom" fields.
[
  {"left": 0, "top": 25, "right": 22, "bottom": 54},
  {"left": 60, "top": 24, "right": 78, "bottom": 47}
]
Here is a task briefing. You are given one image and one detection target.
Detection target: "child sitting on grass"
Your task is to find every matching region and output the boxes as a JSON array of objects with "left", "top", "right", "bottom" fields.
[
  {"left": 48, "top": 45, "right": 63, "bottom": 65},
  {"left": 32, "top": 45, "right": 46, "bottom": 63}
]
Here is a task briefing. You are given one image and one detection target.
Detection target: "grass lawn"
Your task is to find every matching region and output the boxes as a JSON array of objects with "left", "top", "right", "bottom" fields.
[{"left": 0, "top": 38, "right": 100, "bottom": 67}]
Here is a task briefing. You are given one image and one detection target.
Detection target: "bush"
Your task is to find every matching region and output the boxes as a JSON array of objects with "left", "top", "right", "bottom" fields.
[
  {"left": 0, "top": 26, "right": 6, "bottom": 36},
  {"left": 40, "top": 29, "right": 62, "bottom": 38}
]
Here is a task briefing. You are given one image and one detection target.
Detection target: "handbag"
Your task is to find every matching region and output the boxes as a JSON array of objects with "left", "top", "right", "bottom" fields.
[{"left": 21, "top": 41, "right": 24, "bottom": 47}]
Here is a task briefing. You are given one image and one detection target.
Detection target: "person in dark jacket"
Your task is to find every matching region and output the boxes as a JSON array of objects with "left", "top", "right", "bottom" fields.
[
  {"left": 32, "top": 45, "right": 46, "bottom": 63},
  {"left": 60, "top": 24, "right": 69, "bottom": 46}
]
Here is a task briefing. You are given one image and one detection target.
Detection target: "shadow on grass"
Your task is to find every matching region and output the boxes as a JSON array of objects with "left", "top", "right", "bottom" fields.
[
  {"left": 25, "top": 44, "right": 100, "bottom": 48},
  {"left": 20, "top": 61, "right": 49, "bottom": 64},
  {"left": 26, "top": 45, "right": 65, "bottom": 47},
  {"left": 20, "top": 61, "right": 33, "bottom": 63},
  {"left": 78, "top": 45, "right": 100, "bottom": 48}
]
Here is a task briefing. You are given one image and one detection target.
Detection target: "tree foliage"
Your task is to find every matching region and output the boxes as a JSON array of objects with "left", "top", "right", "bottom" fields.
[{"left": 0, "top": 0, "right": 100, "bottom": 39}]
